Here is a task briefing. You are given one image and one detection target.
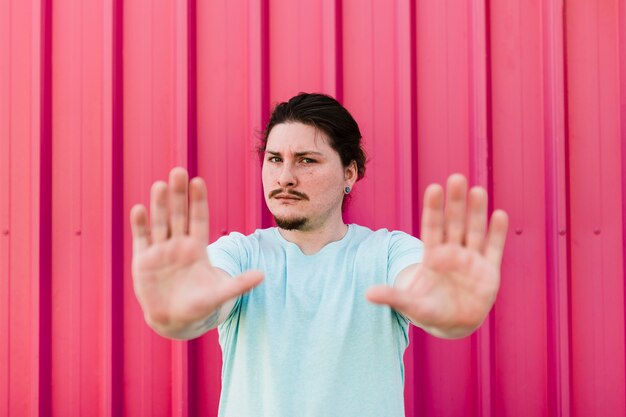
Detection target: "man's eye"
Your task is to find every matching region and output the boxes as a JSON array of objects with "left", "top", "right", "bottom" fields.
[
  {"left": 268, "top": 156, "right": 281, "bottom": 163},
  {"left": 302, "top": 158, "right": 316, "bottom": 164}
]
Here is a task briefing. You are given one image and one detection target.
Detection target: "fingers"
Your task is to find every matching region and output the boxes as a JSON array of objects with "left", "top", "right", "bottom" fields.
[
  {"left": 189, "top": 177, "right": 209, "bottom": 244},
  {"left": 420, "top": 184, "right": 444, "bottom": 248},
  {"left": 147, "top": 167, "right": 202, "bottom": 243},
  {"left": 130, "top": 204, "right": 151, "bottom": 254},
  {"left": 444, "top": 174, "right": 467, "bottom": 244},
  {"left": 150, "top": 181, "right": 169, "bottom": 243},
  {"left": 169, "top": 167, "right": 189, "bottom": 237},
  {"left": 465, "top": 187, "right": 488, "bottom": 251},
  {"left": 422, "top": 175, "right": 492, "bottom": 253},
  {"left": 484, "top": 209, "right": 509, "bottom": 267}
]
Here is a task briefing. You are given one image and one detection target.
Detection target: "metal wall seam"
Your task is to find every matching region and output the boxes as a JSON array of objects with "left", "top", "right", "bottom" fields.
[
  {"left": 187, "top": 0, "right": 197, "bottom": 179},
  {"left": 543, "top": 0, "right": 571, "bottom": 416},
  {"left": 468, "top": 1, "right": 492, "bottom": 416},
  {"left": 0, "top": 0, "right": 11, "bottom": 411},
  {"left": 39, "top": 0, "right": 53, "bottom": 413},
  {"left": 249, "top": 0, "right": 270, "bottom": 231},
  {"left": 101, "top": 0, "right": 114, "bottom": 415},
  {"left": 396, "top": 0, "right": 416, "bottom": 235},
  {"left": 171, "top": 0, "right": 190, "bottom": 416},
  {"left": 394, "top": 0, "right": 416, "bottom": 413},
  {"left": 112, "top": 0, "right": 124, "bottom": 413},
  {"left": 321, "top": 0, "right": 342, "bottom": 101},
  {"left": 621, "top": 0, "right": 626, "bottom": 409},
  {"left": 257, "top": 0, "right": 273, "bottom": 230}
]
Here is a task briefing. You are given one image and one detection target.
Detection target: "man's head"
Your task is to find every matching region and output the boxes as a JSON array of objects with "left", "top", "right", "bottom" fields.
[{"left": 259, "top": 93, "right": 367, "bottom": 231}]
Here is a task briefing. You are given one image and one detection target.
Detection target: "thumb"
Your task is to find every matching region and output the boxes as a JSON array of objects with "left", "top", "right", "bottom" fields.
[
  {"left": 366, "top": 285, "right": 411, "bottom": 311},
  {"left": 215, "top": 270, "right": 264, "bottom": 303}
]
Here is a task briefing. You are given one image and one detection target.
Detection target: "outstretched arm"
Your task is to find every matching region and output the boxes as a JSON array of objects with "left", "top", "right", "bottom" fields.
[{"left": 366, "top": 174, "right": 509, "bottom": 339}]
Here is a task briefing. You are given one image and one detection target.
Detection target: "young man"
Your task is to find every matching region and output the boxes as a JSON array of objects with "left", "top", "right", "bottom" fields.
[{"left": 130, "top": 93, "right": 508, "bottom": 416}]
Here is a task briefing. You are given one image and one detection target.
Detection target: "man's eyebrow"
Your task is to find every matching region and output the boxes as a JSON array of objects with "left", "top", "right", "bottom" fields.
[{"left": 265, "top": 150, "right": 324, "bottom": 157}]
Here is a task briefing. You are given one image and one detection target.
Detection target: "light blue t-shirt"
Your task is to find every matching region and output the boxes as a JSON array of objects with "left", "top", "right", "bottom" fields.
[{"left": 207, "top": 224, "right": 424, "bottom": 417}]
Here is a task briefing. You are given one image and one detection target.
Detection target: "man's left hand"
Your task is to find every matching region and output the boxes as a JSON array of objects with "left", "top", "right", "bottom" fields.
[{"left": 366, "top": 174, "right": 509, "bottom": 339}]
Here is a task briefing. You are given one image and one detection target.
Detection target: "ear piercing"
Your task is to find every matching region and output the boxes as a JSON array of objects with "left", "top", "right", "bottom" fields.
[{"left": 344, "top": 186, "right": 351, "bottom": 194}]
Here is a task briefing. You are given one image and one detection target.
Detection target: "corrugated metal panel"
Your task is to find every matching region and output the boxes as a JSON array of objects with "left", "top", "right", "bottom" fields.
[
  {"left": 1, "top": 0, "right": 624, "bottom": 416},
  {"left": 567, "top": 1, "right": 625, "bottom": 415}
]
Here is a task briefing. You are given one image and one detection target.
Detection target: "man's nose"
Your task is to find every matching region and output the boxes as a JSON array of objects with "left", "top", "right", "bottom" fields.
[{"left": 277, "top": 164, "right": 297, "bottom": 187}]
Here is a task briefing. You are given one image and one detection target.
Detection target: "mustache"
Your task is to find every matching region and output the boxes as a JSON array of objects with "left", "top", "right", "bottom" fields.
[{"left": 269, "top": 189, "right": 309, "bottom": 200}]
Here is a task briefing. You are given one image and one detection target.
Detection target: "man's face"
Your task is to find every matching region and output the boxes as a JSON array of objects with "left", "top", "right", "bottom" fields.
[{"left": 262, "top": 122, "right": 352, "bottom": 231}]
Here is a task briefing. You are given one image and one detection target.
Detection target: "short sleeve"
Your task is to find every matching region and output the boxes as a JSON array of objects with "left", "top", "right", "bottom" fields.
[
  {"left": 206, "top": 232, "right": 247, "bottom": 277},
  {"left": 207, "top": 233, "right": 250, "bottom": 329},
  {"left": 387, "top": 231, "right": 424, "bottom": 286}
]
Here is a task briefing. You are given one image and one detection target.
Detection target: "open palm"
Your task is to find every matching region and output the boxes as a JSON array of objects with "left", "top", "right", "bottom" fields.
[
  {"left": 130, "top": 168, "right": 263, "bottom": 336},
  {"left": 367, "top": 174, "right": 509, "bottom": 338}
]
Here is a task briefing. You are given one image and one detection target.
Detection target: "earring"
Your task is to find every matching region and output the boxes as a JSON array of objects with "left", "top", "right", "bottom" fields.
[{"left": 344, "top": 186, "right": 351, "bottom": 194}]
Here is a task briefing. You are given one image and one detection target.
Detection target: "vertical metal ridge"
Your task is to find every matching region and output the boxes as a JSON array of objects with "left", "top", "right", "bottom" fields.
[
  {"left": 97, "top": 0, "right": 125, "bottom": 413},
  {"left": 183, "top": 2, "right": 197, "bottom": 414},
  {"left": 483, "top": 1, "right": 497, "bottom": 413},
  {"left": 543, "top": 1, "right": 572, "bottom": 416},
  {"left": 616, "top": 0, "right": 626, "bottom": 410},
  {"left": 38, "top": 0, "right": 53, "bottom": 415},
  {"left": 484, "top": 0, "right": 494, "bottom": 216},
  {"left": 405, "top": 12, "right": 420, "bottom": 406},
  {"left": 102, "top": 0, "right": 113, "bottom": 414},
  {"left": 257, "top": 0, "right": 273, "bottom": 229},
  {"left": 0, "top": 0, "right": 12, "bottom": 413},
  {"left": 561, "top": 1, "right": 574, "bottom": 417},
  {"left": 172, "top": 339, "right": 189, "bottom": 417},
  {"left": 321, "top": 0, "right": 341, "bottom": 100},
  {"left": 468, "top": 0, "right": 489, "bottom": 187},
  {"left": 560, "top": 1, "right": 575, "bottom": 415},
  {"left": 187, "top": 0, "right": 197, "bottom": 178},
  {"left": 334, "top": 0, "right": 343, "bottom": 103},
  {"left": 395, "top": 0, "right": 416, "bottom": 232},
  {"left": 468, "top": 1, "right": 492, "bottom": 416},
  {"left": 397, "top": 1, "right": 417, "bottom": 414},
  {"left": 260, "top": 0, "right": 270, "bottom": 125},
  {"left": 172, "top": 1, "right": 191, "bottom": 414},
  {"left": 107, "top": 0, "right": 125, "bottom": 414},
  {"left": 409, "top": 0, "right": 418, "bottom": 237}
]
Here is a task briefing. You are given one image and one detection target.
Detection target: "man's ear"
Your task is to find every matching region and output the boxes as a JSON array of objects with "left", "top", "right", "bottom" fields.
[{"left": 345, "top": 161, "right": 358, "bottom": 184}]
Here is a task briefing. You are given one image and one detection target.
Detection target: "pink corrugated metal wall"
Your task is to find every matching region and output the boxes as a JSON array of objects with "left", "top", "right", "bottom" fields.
[{"left": 1, "top": 0, "right": 625, "bottom": 416}]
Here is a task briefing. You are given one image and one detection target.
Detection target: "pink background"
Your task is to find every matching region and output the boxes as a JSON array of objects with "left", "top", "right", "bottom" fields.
[{"left": 1, "top": 0, "right": 625, "bottom": 416}]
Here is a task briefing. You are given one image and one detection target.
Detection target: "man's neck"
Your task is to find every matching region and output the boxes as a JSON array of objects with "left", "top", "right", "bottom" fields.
[{"left": 277, "top": 217, "right": 349, "bottom": 255}]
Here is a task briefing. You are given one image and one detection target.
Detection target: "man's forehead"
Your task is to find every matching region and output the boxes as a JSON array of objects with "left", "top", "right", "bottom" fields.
[
  {"left": 265, "top": 123, "right": 333, "bottom": 154},
  {"left": 265, "top": 149, "right": 324, "bottom": 156}
]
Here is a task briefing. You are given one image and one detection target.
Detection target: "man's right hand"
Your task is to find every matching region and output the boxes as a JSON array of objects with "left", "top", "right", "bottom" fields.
[{"left": 129, "top": 167, "right": 264, "bottom": 339}]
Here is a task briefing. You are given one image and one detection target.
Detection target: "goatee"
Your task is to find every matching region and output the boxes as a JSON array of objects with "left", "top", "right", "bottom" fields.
[{"left": 274, "top": 215, "right": 308, "bottom": 230}]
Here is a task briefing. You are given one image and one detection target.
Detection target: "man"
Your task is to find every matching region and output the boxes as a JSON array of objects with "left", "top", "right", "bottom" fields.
[{"left": 130, "top": 93, "right": 508, "bottom": 416}]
